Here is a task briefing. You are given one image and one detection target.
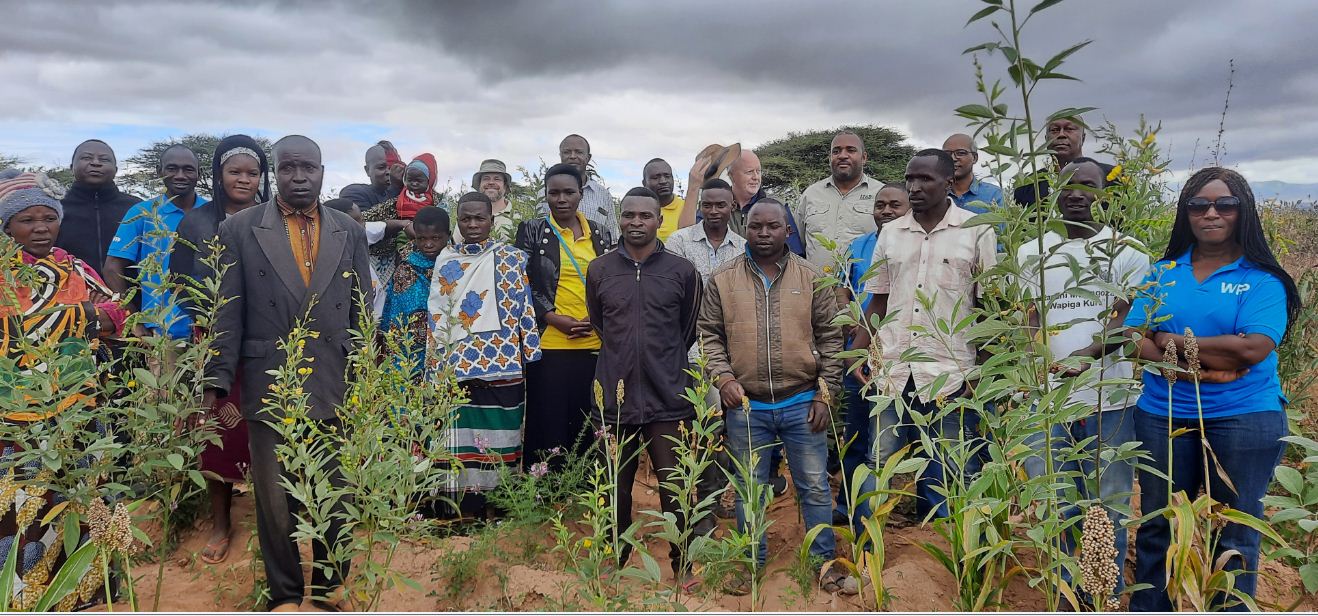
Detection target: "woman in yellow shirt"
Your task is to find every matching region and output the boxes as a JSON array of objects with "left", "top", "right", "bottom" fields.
[{"left": 514, "top": 164, "right": 611, "bottom": 470}]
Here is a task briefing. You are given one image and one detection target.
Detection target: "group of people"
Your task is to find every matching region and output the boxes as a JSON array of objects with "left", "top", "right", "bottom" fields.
[{"left": 0, "top": 116, "right": 1298, "bottom": 611}]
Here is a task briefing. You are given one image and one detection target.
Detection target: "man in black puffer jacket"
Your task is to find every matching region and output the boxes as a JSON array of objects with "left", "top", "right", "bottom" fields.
[{"left": 56, "top": 139, "right": 140, "bottom": 270}]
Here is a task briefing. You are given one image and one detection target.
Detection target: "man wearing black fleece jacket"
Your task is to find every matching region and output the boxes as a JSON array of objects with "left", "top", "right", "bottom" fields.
[{"left": 56, "top": 139, "right": 139, "bottom": 270}]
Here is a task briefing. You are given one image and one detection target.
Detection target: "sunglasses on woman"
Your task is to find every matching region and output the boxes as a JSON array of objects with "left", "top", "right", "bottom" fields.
[{"left": 1185, "top": 196, "right": 1240, "bottom": 216}]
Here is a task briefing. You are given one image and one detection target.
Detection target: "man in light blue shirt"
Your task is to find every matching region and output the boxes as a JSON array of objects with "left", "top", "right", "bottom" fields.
[
  {"left": 943, "top": 133, "right": 1004, "bottom": 214},
  {"left": 103, "top": 145, "right": 207, "bottom": 339}
]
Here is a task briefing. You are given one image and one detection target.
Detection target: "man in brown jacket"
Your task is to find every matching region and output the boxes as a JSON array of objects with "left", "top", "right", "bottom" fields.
[{"left": 697, "top": 199, "right": 850, "bottom": 594}]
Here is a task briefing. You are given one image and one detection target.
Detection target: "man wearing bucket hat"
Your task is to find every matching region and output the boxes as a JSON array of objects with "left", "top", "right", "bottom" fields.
[{"left": 466, "top": 159, "right": 517, "bottom": 243}]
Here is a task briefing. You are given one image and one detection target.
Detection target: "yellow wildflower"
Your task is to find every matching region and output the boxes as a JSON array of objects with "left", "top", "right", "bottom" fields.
[
  {"left": 126, "top": 380, "right": 137, "bottom": 389},
  {"left": 297, "top": 367, "right": 313, "bottom": 376},
  {"left": 582, "top": 538, "right": 593, "bottom": 548},
  {"left": 603, "top": 545, "right": 613, "bottom": 555},
  {"left": 1142, "top": 132, "right": 1156, "bottom": 146},
  {"left": 1106, "top": 164, "right": 1122, "bottom": 183},
  {"left": 282, "top": 416, "right": 295, "bottom": 425}
]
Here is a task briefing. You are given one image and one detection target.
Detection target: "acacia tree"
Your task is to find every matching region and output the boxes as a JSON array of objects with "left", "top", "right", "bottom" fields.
[
  {"left": 756, "top": 124, "right": 915, "bottom": 192},
  {"left": 120, "top": 134, "right": 273, "bottom": 198}
]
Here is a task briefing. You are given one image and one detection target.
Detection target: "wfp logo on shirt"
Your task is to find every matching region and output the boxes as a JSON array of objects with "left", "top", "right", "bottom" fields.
[{"left": 1221, "top": 282, "right": 1251, "bottom": 295}]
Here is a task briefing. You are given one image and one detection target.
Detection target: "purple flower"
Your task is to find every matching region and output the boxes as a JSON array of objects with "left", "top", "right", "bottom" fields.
[
  {"left": 473, "top": 435, "right": 491, "bottom": 454},
  {"left": 548, "top": 446, "right": 563, "bottom": 456},
  {"left": 530, "top": 462, "right": 549, "bottom": 478}
]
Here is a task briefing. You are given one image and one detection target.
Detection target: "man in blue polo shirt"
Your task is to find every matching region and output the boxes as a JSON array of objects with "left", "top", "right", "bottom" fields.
[
  {"left": 943, "top": 134, "right": 1003, "bottom": 214},
  {"left": 834, "top": 182, "right": 908, "bottom": 526},
  {"left": 103, "top": 145, "right": 207, "bottom": 339}
]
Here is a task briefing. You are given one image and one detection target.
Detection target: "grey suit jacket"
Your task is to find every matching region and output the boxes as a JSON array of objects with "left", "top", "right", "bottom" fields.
[{"left": 207, "top": 199, "right": 373, "bottom": 420}]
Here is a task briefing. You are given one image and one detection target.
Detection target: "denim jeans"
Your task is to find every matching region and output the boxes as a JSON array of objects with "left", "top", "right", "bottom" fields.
[
  {"left": 1130, "top": 409, "right": 1287, "bottom": 612},
  {"left": 835, "top": 376, "right": 874, "bottom": 519},
  {"left": 1023, "top": 405, "right": 1138, "bottom": 598},
  {"left": 726, "top": 399, "right": 835, "bottom": 566}
]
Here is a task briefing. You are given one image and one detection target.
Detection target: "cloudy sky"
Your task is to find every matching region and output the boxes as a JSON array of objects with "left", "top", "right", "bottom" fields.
[{"left": 3, "top": 0, "right": 1316, "bottom": 197}]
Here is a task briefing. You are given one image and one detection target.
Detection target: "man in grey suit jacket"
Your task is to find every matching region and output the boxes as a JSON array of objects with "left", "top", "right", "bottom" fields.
[{"left": 203, "top": 135, "right": 372, "bottom": 612}]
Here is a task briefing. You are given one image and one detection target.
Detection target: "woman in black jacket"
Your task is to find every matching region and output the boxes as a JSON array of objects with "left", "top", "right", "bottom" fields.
[{"left": 514, "top": 163, "right": 609, "bottom": 470}]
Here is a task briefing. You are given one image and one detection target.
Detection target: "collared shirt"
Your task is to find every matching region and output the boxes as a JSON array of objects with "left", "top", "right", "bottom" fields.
[
  {"left": 108, "top": 193, "right": 209, "bottom": 338},
  {"left": 845, "top": 230, "right": 879, "bottom": 312},
  {"left": 863, "top": 202, "right": 998, "bottom": 402},
  {"left": 1017, "top": 227, "right": 1150, "bottom": 413},
  {"left": 797, "top": 174, "right": 879, "bottom": 271},
  {"left": 657, "top": 195, "right": 685, "bottom": 241},
  {"left": 665, "top": 222, "right": 747, "bottom": 283},
  {"left": 540, "top": 211, "right": 600, "bottom": 351},
  {"left": 277, "top": 198, "right": 321, "bottom": 286},
  {"left": 952, "top": 177, "right": 1005, "bottom": 214},
  {"left": 1124, "top": 248, "right": 1288, "bottom": 418},
  {"left": 538, "top": 178, "right": 618, "bottom": 240}
]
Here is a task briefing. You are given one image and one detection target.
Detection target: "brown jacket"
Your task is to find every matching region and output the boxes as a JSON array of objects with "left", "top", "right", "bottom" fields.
[{"left": 698, "top": 249, "right": 844, "bottom": 405}]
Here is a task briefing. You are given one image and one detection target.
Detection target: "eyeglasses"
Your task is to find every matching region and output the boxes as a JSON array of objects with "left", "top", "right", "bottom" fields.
[
  {"left": 943, "top": 149, "right": 973, "bottom": 158},
  {"left": 1185, "top": 196, "right": 1241, "bottom": 216}
]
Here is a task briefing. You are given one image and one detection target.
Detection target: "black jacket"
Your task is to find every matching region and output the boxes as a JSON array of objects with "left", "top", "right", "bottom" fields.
[
  {"left": 586, "top": 243, "right": 701, "bottom": 425},
  {"left": 514, "top": 216, "right": 610, "bottom": 328},
  {"left": 56, "top": 181, "right": 140, "bottom": 271}
]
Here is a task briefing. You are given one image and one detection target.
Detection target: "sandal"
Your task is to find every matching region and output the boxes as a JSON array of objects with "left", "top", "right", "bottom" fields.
[
  {"left": 199, "top": 532, "right": 232, "bottom": 565},
  {"left": 820, "top": 564, "right": 855, "bottom": 594}
]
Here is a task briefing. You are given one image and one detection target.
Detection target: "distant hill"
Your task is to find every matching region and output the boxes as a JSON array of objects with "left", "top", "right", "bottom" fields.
[
  {"left": 1249, "top": 180, "right": 1317, "bottom": 205},
  {"left": 1167, "top": 180, "right": 1316, "bottom": 207}
]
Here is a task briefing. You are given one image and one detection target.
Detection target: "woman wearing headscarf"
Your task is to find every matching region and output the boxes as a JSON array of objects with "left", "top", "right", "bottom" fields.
[
  {"left": 0, "top": 172, "right": 127, "bottom": 610},
  {"left": 363, "top": 153, "right": 442, "bottom": 283},
  {"left": 169, "top": 135, "right": 269, "bottom": 564}
]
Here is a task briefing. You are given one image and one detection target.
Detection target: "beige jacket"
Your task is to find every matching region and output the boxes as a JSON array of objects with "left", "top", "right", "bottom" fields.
[{"left": 698, "top": 250, "right": 844, "bottom": 405}]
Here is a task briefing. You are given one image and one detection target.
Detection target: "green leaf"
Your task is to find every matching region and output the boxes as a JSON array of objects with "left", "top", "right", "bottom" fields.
[
  {"left": 965, "top": 5, "right": 1000, "bottom": 25},
  {"left": 956, "top": 104, "right": 996, "bottom": 119},
  {"left": 167, "top": 453, "right": 185, "bottom": 470},
  {"left": 0, "top": 531, "right": 20, "bottom": 612},
  {"left": 1029, "top": 0, "right": 1066, "bottom": 15},
  {"left": 1300, "top": 563, "right": 1318, "bottom": 594},
  {"left": 34, "top": 541, "right": 99, "bottom": 612},
  {"left": 63, "top": 508, "right": 80, "bottom": 558},
  {"left": 1274, "top": 465, "right": 1304, "bottom": 496}
]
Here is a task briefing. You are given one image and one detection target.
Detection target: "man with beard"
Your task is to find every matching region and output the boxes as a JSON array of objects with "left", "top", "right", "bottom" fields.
[
  {"left": 466, "top": 158, "right": 517, "bottom": 241},
  {"left": 943, "top": 133, "right": 1004, "bottom": 214},
  {"left": 586, "top": 187, "right": 702, "bottom": 581},
  {"left": 796, "top": 131, "right": 879, "bottom": 271},
  {"left": 103, "top": 145, "right": 207, "bottom": 339},
  {"left": 642, "top": 158, "right": 685, "bottom": 241},
  {"left": 56, "top": 139, "right": 141, "bottom": 270},
  {"left": 340, "top": 140, "right": 403, "bottom": 211},
  {"left": 205, "top": 135, "right": 372, "bottom": 612}
]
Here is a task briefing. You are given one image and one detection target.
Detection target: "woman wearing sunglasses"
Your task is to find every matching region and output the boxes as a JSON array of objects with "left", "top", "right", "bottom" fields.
[{"left": 1123, "top": 167, "right": 1300, "bottom": 611}]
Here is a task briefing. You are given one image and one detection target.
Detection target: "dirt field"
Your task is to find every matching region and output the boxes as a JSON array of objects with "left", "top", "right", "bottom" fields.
[{"left": 106, "top": 464, "right": 1316, "bottom": 612}]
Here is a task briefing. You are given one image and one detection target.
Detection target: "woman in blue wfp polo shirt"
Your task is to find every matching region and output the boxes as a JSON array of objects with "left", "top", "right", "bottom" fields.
[{"left": 1123, "top": 167, "right": 1300, "bottom": 611}]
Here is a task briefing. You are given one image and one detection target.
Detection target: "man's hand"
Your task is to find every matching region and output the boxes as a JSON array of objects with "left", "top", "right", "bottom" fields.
[
  {"left": 546, "top": 312, "right": 593, "bottom": 339},
  {"left": 807, "top": 399, "right": 830, "bottom": 433},
  {"left": 1050, "top": 357, "right": 1093, "bottom": 378},
  {"left": 719, "top": 379, "right": 746, "bottom": 410},
  {"left": 688, "top": 150, "right": 717, "bottom": 185}
]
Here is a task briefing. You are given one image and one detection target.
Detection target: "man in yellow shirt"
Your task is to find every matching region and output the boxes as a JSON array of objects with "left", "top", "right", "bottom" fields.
[{"left": 643, "top": 158, "right": 685, "bottom": 241}]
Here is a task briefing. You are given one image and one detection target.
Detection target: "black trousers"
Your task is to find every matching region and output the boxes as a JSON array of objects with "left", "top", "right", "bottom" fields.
[
  {"left": 611, "top": 420, "right": 689, "bottom": 569},
  {"left": 524, "top": 349, "right": 598, "bottom": 471},
  {"left": 248, "top": 418, "right": 350, "bottom": 610}
]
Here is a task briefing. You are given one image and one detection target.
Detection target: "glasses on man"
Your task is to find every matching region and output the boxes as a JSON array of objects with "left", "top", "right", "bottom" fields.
[
  {"left": 1185, "top": 196, "right": 1241, "bottom": 216},
  {"left": 943, "top": 149, "right": 973, "bottom": 158}
]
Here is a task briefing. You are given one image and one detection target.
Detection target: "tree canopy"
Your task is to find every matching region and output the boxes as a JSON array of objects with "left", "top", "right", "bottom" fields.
[
  {"left": 121, "top": 134, "right": 273, "bottom": 198},
  {"left": 755, "top": 124, "right": 915, "bottom": 192}
]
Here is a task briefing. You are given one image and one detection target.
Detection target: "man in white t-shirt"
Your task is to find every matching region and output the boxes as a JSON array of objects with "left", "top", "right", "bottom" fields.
[{"left": 1017, "top": 157, "right": 1150, "bottom": 603}]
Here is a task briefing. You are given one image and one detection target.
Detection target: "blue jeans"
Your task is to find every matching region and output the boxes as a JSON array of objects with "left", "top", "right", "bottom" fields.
[
  {"left": 726, "top": 399, "right": 835, "bottom": 566},
  {"left": 1130, "top": 409, "right": 1287, "bottom": 612},
  {"left": 1023, "top": 405, "right": 1138, "bottom": 598},
  {"left": 835, "top": 376, "right": 874, "bottom": 519},
  {"left": 869, "top": 378, "right": 982, "bottom": 519}
]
